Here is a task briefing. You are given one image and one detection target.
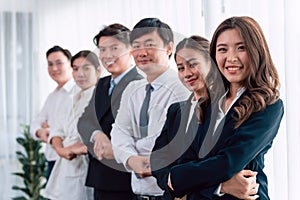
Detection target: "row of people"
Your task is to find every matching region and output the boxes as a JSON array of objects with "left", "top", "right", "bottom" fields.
[{"left": 30, "top": 16, "right": 283, "bottom": 200}]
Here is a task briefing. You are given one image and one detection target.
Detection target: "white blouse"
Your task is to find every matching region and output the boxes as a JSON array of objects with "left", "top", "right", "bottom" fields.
[{"left": 43, "top": 86, "right": 95, "bottom": 200}]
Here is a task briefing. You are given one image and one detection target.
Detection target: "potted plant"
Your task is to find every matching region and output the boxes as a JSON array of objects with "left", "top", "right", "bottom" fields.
[{"left": 12, "top": 124, "right": 47, "bottom": 200}]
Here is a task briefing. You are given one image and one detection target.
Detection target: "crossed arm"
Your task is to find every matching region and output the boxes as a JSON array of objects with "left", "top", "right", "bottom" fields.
[
  {"left": 167, "top": 100, "right": 283, "bottom": 198},
  {"left": 149, "top": 101, "right": 279, "bottom": 199}
]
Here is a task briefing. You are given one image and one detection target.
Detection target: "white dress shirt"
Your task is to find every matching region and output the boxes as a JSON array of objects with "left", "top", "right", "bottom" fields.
[
  {"left": 43, "top": 86, "right": 95, "bottom": 200},
  {"left": 214, "top": 87, "right": 246, "bottom": 134},
  {"left": 186, "top": 99, "right": 198, "bottom": 132},
  {"left": 30, "top": 79, "right": 78, "bottom": 161},
  {"left": 111, "top": 67, "right": 190, "bottom": 196}
]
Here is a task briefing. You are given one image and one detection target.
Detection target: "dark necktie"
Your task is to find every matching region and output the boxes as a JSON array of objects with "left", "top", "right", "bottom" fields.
[
  {"left": 139, "top": 84, "right": 153, "bottom": 138},
  {"left": 108, "top": 79, "right": 116, "bottom": 96}
]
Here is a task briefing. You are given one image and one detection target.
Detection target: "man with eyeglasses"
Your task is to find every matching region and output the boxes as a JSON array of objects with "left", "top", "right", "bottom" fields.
[
  {"left": 30, "top": 45, "right": 78, "bottom": 181},
  {"left": 110, "top": 18, "right": 190, "bottom": 200}
]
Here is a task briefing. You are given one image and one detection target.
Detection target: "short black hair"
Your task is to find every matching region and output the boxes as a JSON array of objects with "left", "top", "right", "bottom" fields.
[
  {"left": 46, "top": 45, "right": 72, "bottom": 60},
  {"left": 93, "top": 23, "right": 130, "bottom": 47},
  {"left": 130, "top": 18, "right": 173, "bottom": 46}
]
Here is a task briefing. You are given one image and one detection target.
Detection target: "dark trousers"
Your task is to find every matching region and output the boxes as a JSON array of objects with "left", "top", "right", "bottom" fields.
[
  {"left": 94, "top": 188, "right": 135, "bottom": 200},
  {"left": 46, "top": 160, "right": 55, "bottom": 180}
]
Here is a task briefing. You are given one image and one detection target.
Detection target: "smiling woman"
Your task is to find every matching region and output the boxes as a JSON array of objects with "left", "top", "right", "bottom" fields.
[{"left": 215, "top": 29, "right": 250, "bottom": 87}]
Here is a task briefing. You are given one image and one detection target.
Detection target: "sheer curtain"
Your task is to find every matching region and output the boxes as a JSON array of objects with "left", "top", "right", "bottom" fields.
[
  {"left": 0, "top": 0, "right": 37, "bottom": 198},
  {"left": 0, "top": 0, "right": 299, "bottom": 199}
]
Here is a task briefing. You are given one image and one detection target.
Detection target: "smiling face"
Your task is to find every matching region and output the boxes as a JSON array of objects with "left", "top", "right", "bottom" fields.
[
  {"left": 176, "top": 48, "right": 209, "bottom": 100},
  {"left": 131, "top": 30, "right": 172, "bottom": 78},
  {"left": 72, "top": 57, "right": 100, "bottom": 90},
  {"left": 215, "top": 28, "right": 250, "bottom": 89},
  {"left": 47, "top": 51, "right": 72, "bottom": 87},
  {"left": 98, "top": 36, "right": 132, "bottom": 78}
]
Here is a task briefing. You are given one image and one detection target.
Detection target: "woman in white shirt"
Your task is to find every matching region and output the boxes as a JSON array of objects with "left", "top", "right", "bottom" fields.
[{"left": 43, "top": 50, "right": 101, "bottom": 200}]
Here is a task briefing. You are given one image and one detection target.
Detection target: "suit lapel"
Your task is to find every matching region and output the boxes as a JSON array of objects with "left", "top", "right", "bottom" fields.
[
  {"left": 198, "top": 92, "right": 246, "bottom": 158},
  {"left": 181, "top": 95, "right": 199, "bottom": 147},
  {"left": 95, "top": 76, "right": 112, "bottom": 121},
  {"left": 170, "top": 95, "right": 199, "bottom": 157},
  {"left": 110, "top": 67, "right": 142, "bottom": 117},
  {"left": 219, "top": 93, "right": 244, "bottom": 133}
]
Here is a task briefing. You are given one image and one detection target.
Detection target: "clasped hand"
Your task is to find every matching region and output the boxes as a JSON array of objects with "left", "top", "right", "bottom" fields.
[
  {"left": 93, "top": 131, "right": 114, "bottom": 160},
  {"left": 221, "top": 170, "right": 259, "bottom": 200},
  {"left": 127, "top": 155, "right": 152, "bottom": 178},
  {"left": 168, "top": 169, "right": 259, "bottom": 200},
  {"left": 36, "top": 121, "right": 50, "bottom": 143},
  {"left": 56, "top": 141, "right": 88, "bottom": 160}
]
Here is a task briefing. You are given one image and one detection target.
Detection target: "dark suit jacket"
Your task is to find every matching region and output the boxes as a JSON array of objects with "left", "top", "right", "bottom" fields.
[
  {"left": 77, "top": 67, "right": 143, "bottom": 191},
  {"left": 151, "top": 95, "right": 216, "bottom": 200},
  {"left": 169, "top": 94, "right": 284, "bottom": 200}
]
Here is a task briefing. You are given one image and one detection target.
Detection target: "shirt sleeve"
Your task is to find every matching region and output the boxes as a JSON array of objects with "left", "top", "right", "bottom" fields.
[
  {"left": 47, "top": 121, "right": 66, "bottom": 143},
  {"left": 30, "top": 94, "right": 51, "bottom": 140},
  {"left": 150, "top": 103, "right": 181, "bottom": 198},
  {"left": 47, "top": 130, "right": 64, "bottom": 143}
]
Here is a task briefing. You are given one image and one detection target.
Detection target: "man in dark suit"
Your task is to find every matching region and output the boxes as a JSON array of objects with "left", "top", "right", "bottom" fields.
[{"left": 77, "top": 23, "right": 143, "bottom": 200}]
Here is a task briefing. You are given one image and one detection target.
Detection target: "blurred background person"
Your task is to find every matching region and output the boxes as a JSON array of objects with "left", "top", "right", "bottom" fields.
[
  {"left": 44, "top": 50, "right": 101, "bottom": 200},
  {"left": 30, "top": 46, "right": 76, "bottom": 181}
]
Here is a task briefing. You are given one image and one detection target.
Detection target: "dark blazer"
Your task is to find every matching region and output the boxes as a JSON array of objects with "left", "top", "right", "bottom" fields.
[
  {"left": 151, "top": 95, "right": 215, "bottom": 200},
  {"left": 77, "top": 67, "right": 143, "bottom": 191},
  {"left": 169, "top": 94, "right": 284, "bottom": 200}
]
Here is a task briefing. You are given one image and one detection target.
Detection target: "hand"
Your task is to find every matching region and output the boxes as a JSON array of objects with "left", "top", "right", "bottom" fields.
[
  {"left": 221, "top": 170, "right": 259, "bottom": 200},
  {"left": 56, "top": 146, "right": 76, "bottom": 160},
  {"left": 36, "top": 128, "right": 49, "bottom": 143},
  {"left": 127, "top": 155, "right": 151, "bottom": 178},
  {"left": 68, "top": 141, "right": 88, "bottom": 155},
  {"left": 93, "top": 131, "right": 114, "bottom": 160}
]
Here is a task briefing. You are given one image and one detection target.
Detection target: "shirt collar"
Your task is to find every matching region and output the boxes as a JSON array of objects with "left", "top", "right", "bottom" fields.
[
  {"left": 80, "top": 85, "right": 95, "bottom": 97},
  {"left": 59, "top": 78, "right": 76, "bottom": 93},
  {"left": 150, "top": 67, "right": 175, "bottom": 91},
  {"left": 74, "top": 85, "right": 95, "bottom": 104},
  {"left": 111, "top": 65, "right": 134, "bottom": 85},
  {"left": 236, "top": 87, "right": 246, "bottom": 97},
  {"left": 218, "top": 87, "right": 246, "bottom": 114}
]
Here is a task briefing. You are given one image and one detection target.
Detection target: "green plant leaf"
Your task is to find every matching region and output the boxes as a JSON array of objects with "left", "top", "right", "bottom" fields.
[
  {"left": 12, "top": 124, "right": 47, "bottom": 199},
  {"left": 16, "top": 151, "right": 26, "bottom": 159},
  {"left": 12, "top": 186, "right": 30, "bottom": 196},
  {"left": 12, "top": 196, "right": 27, "bottom": 200},
  {"left": 16, "top": 137, "right": 26, "bottom": 146},
  {"left": 12, "top": 172, "right": 26, "bottom": 179}
]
